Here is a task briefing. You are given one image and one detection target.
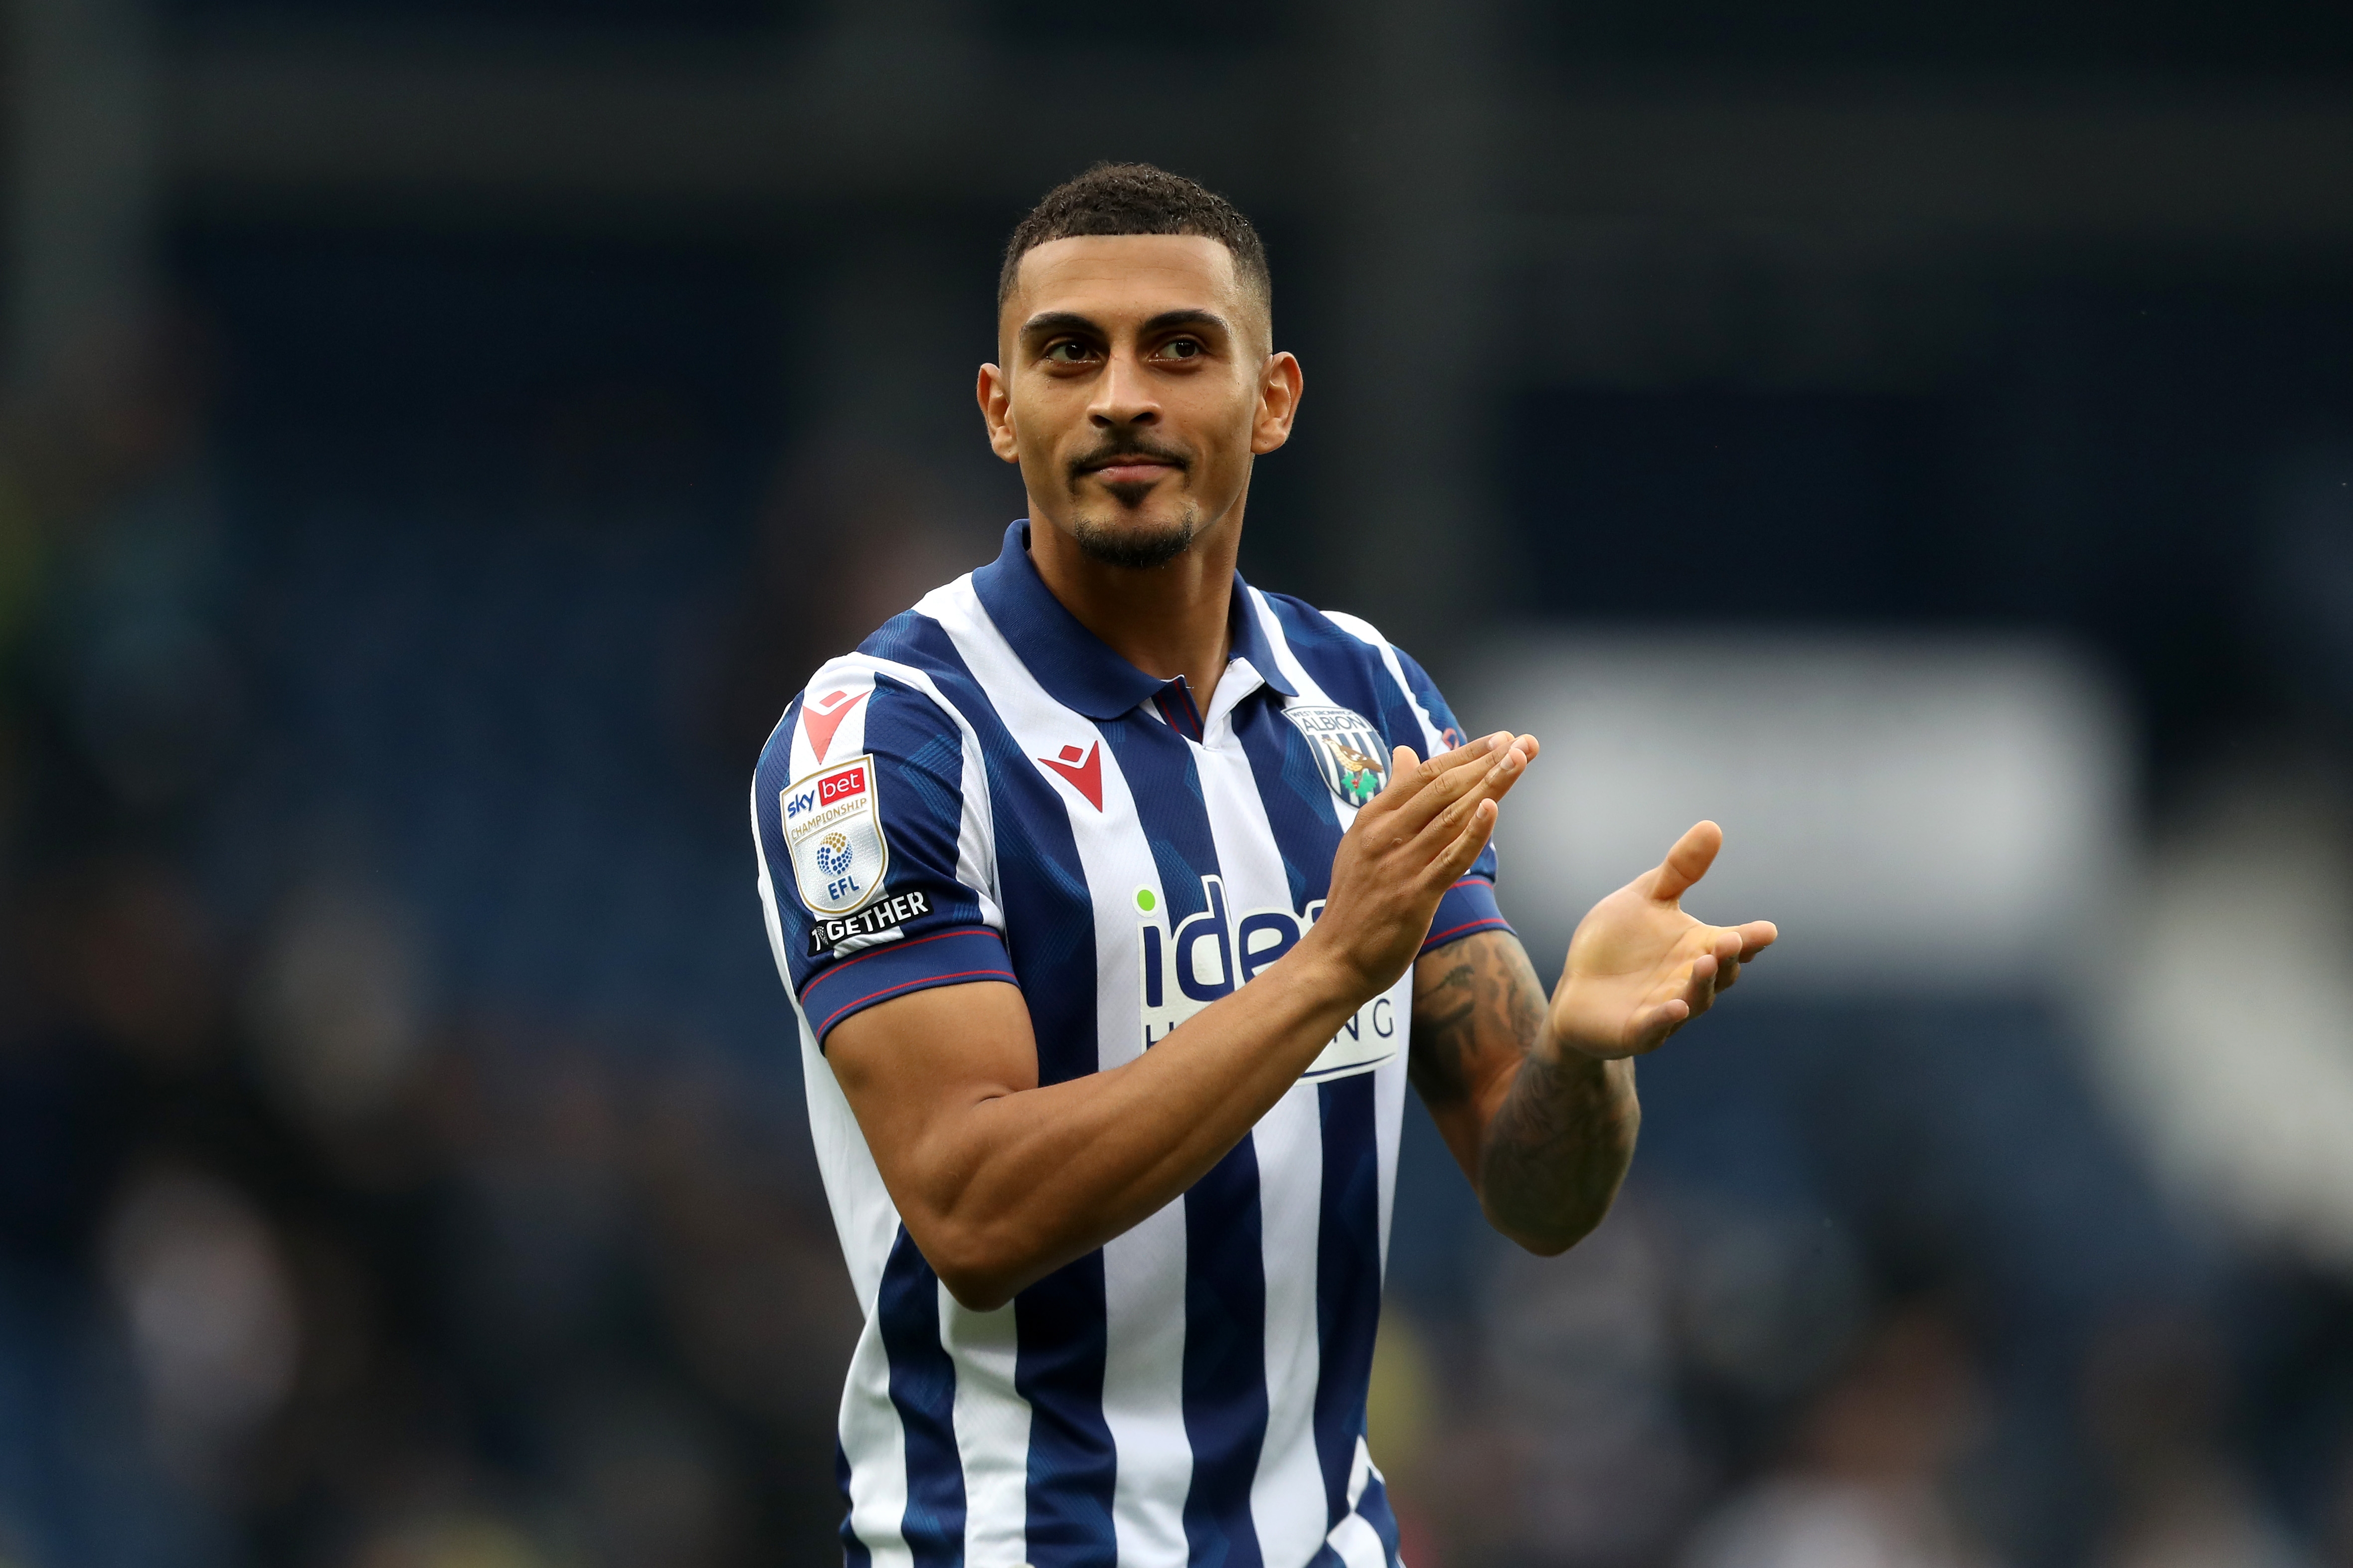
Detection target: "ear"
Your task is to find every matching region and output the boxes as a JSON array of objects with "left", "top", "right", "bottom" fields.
[
  {"left": 1250, "top": 350, "right": 1304, "bottom": 456},
  {"left": 977, "top": 362, "right": 1020, "bottom": 464}
]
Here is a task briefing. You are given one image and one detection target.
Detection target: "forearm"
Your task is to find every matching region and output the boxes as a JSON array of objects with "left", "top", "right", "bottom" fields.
[
  {"left": 1478, "top": 1044, "right": 1639, "bottom": 1254},
  {"left": 1410, "top": 930, "right": 1641, "bottom": 1254},
  {"left": 906, "top": 936, "right": 1371, "bottom": 1307}
]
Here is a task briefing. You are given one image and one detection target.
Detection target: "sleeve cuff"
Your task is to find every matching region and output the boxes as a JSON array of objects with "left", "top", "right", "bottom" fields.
[
  {"left": 799, "top": 927, "right": 1017, "bottom": 1048},
  {"left": 1421, "top": 876, "right": 1513, "bottom": 956}
]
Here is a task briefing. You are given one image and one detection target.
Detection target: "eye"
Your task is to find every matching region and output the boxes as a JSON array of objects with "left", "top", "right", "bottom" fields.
[
  {"left": 1156, "top": 337, "right": 1203, "bottom": 361},
  {"left": 1042, "top": 339, "right": 1097, "bottom": 364}
]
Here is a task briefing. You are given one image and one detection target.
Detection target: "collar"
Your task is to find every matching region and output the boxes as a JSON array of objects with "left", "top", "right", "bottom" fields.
[{"left": 971, "top": 520, "right": 1298, "bottom": 721}]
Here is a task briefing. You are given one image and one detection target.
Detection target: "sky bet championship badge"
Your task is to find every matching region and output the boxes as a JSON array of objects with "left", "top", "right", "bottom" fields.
[
  {"left": 784, "top": 754, "right": 890, "bottom": 920},
  {"left": 1283, "top": 705, "right": 1390, "bottom": 809}
]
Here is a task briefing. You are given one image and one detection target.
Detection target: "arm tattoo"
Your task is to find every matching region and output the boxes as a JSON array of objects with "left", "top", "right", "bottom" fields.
[
  {"left": 1410, "top": 931, "right": 1639, "bottom": 1253},
  {"left": 1482, "top": 1042, "right": 1637, "bottom": 1251},
  {"left": 1407, "top": 957, "right": 1480, "bottom": 1106},
  {"left": 1408, "top": 934, "right": 1546, "bottom": 1108}
]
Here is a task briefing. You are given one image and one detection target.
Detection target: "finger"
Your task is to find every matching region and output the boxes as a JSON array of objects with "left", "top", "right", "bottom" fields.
[
  {"left": 1707, "top": 931, "right": 1744, "bottom": 995},
  {"left": 1628, "top": 996, "right": 1691, "bottom": 1053},
  {"left": 1732, "top": 920, "right": 1778, "bottom": 960},
  {"left": 1382, "top": 739, "right": 1498, "bottom": 837},
  {"left": 1713, "top": 928, "right": 1744, "bottom": 967},
  {"left": 1648, "top": 820, "right": 1724, "bottom": 904},
  {"left": 1424, "top": 732, "right": 1513, "bottom": 778},
  {"left": 1372, "top": 735, "right": 1502, "bottom": 817},
  {"left": 1424, "top": 732, "right": 1528, "bottom": 793},
  {"left": 1357, "top": 741, "right": 1477, "bottom": 821},
  {"left": 1635, "top": 931, "right": 1742, "bottom": 1047},
  {"left": 1358, "top": 745, "right": 1422, "bottom": 814},
  {"left": 1427, "top": 795, "right": 1501, "bottom": 888},
  {"left": 1412, "top": 737, "right": 1530, "bottom": 848},
  {"left": 1387, "top": 733, "right": 1513, "bottom": 835},
  {"left": 1682, "top": 950, "right": 1722, "bottom": 1015}
]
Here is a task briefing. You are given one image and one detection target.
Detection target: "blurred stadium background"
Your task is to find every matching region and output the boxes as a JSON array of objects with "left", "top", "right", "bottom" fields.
[{"left": 3, "top": 0, "right": 2353, "bottom": 1563}]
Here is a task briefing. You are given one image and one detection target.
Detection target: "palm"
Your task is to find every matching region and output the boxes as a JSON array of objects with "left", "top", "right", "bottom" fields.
[{"left": 1548, "top": 821, "right": 1777, "bottom": 1060}]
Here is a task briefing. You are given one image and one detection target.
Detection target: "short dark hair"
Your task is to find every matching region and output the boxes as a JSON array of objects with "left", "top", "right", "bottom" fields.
[{"left": 998, "top": 161, "right": 1271, "bottom": 315}]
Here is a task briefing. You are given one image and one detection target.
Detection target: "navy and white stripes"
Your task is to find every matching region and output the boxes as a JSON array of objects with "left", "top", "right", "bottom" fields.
[{"left": 751, "top": 522, "right": 1510, "bottom": 1567}]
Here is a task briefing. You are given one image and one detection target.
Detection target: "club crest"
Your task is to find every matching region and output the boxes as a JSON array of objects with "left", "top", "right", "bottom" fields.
[
  {"left": 781, "top": 754, "right": 890, "bottom": 916},
  {"left": 1283, "top": 705, "right": 1389, "bottom": 809}
]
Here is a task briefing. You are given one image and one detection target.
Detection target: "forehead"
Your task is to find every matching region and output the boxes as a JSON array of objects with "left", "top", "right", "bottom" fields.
[{"left": 1004, "top": 234, "right": 1249, "bottom": 330}]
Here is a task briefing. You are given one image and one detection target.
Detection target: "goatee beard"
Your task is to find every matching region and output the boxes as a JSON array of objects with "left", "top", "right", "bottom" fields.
[{"left": 1069, "top": 510, "right": 1199, "bottom": 570}]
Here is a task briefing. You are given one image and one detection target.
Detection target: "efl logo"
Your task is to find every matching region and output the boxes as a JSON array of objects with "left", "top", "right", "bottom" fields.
[{"left": 784, "top": 754, "right": 891, "bottom": 917}]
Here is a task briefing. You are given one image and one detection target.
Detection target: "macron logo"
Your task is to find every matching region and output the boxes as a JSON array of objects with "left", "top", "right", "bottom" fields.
[
  {"left": 1037, "top": 741, "right": 1103, "bottom": 811},
  {"left": 803, "top": 688, "right": 868, "bottom": 762}
]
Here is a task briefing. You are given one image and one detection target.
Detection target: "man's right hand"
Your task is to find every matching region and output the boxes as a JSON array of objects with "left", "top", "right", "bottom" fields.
[{"left": 1302, "top": 730, "right": 1540, "bottom": 1001}]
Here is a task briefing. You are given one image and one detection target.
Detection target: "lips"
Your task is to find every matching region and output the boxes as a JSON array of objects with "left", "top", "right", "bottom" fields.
[
  {"left": 1090, "top": 461, "right": 1177, "bottom": 484},
  {"left": 1075, "top": 441, "right": 1188, "bottom": 485}
]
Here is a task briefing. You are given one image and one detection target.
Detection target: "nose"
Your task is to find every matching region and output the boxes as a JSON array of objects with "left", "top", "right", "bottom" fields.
[{"left": 1088, "top": 344, "right": 1160, "bottom": 429}]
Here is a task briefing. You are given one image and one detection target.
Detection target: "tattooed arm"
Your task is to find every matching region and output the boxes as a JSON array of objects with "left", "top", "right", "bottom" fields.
[
  {"left": 1410, "top": 930, "right": 1640, "bottom": 1253},
  {"left": 1409, "top": 820, "right": 1777, "bottom": 1255}
]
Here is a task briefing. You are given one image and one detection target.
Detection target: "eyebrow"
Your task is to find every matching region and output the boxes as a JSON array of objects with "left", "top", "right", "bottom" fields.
[
  {"left": 1018, "top": 310, "right": 1102, "bottom": 344},
  {"left": 1139, "top": 309, "right": 1232, "bottom": 338},
  {"left": 1018, "top": 308, "right": 1236, "bottom": 345}
]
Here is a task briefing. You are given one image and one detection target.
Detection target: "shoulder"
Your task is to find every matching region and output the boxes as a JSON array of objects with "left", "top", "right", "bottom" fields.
[
  {"left": 753, "top": 605, "right": 980, "bottom": 793},
  {"left": 1250, "top": 590, "right": 1463, "bottom": 745},
  {"left": 1253, "top": 589, "right": 1392, "bottom": 660},
  {"left": 1253, "top": 589, "right": 1431, "bottom": 689}
]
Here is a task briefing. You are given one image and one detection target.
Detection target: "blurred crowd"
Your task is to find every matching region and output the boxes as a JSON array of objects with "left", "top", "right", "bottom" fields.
[
  {"left": 1374, "top": 1171, "right": 2353, "bottom": 1568},
  {"left": 0, "top": 325, "right": 864, "bottom": 1566}
]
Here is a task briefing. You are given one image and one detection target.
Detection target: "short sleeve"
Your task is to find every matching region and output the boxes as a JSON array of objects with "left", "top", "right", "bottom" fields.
[
  {"left": 753, "top": 671, "right": 1015, "bottom": 1047},
  {"left": 1393, "top": 648, "right": 1514, "bottom": 956}
]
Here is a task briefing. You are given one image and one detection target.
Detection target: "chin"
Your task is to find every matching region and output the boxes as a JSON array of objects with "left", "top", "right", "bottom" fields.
[{"left": 1067, "top": 505, "right": 1200, "bottom": 571}]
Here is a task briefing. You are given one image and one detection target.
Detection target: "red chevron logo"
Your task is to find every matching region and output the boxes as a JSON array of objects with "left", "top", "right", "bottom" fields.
[
  {"left": 803, "top": 688, "right": 868, "bottom": 762},
  {"left": 1038, "top": 741, "right": 1103, "bottom": 811}
]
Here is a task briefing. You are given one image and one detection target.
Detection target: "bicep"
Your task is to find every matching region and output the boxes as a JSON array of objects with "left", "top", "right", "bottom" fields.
[
  {"left": 828, "top": 979, "right": 1036, "bottom": 1209},
  {"left": 1409, "top": 930, "right": 1547, "bottom": 1184}
]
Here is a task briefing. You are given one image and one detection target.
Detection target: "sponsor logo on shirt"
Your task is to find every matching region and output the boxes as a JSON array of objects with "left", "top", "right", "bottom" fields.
[
  {"left": 1133, "top": 875, "right": 1398, "bottom": 1082},
  {"left": 805, "top": 889, "right": 932, "bottom": 957},
  {"left": 783, "top": 754, "right": 890, "bottom": 916},
  {"left": 1282, "top": 704, "right": 1389, "bottom": 808},
  {"left": 1036, "top": 740, "right": 1103, "bottom": 810}
]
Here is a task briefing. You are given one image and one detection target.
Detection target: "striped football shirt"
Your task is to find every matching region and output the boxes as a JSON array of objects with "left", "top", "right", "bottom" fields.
[{"left": 751, "top": 520, "right": 1511, "bottom": 1567}]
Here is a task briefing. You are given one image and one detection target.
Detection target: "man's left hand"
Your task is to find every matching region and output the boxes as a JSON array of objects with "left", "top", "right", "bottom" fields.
[{"left": 1545, "top": 820, "right": 1777, "bottom": 1061}]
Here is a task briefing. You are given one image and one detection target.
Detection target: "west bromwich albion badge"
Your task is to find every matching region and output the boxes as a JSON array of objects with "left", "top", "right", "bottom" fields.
[
  {"left": 783, "top": 754, "right": 890, "bottom": 917},
  {"left": 1283, "top": 705, "right": 1390, "bottom": 809}
]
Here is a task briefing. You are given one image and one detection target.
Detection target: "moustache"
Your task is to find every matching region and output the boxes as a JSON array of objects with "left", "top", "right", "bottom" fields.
[{"left": 1070, "top": 438, "right": 1191, "bottom": 478}]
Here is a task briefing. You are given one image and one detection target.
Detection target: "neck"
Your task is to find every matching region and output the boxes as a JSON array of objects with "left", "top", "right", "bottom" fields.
[{"left": 1026, "top": 507, "right": 1241, "bottom": 708}]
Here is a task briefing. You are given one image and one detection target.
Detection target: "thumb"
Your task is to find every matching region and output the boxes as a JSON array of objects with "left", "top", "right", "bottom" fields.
[{"left": 1648, "top": 820, "right": 1724, "bottom": 904}]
